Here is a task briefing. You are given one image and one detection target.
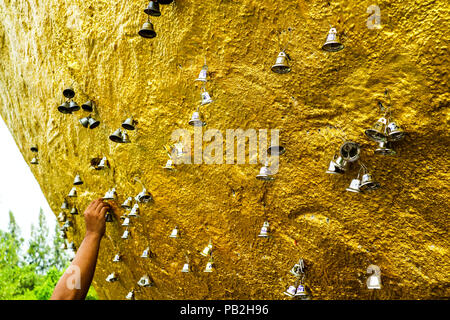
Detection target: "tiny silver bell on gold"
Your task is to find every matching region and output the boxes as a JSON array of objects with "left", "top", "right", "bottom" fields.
[
  {"left": 61, "top": 200, "right": 69, "bottom": 210},
  {"left": 163, "top": 159, "right": 174, "bottom": 170},
  {"left": 136, "top": 188, "right": 153, "bottom": 203},
  {"left": 79, "top": 116, "right": 90, "bottom": 128},
  {"left": 201, "top": 90, "right": 213, "bottom": 105},
  {"left": 121, "top": 197, "right": 133, "bottom": 209},
  {"left": 258, "top": 221, "right": 270, "bottom": 237},
  {"left": 122, "top": 217, "right": 130, "bottom": 227},
  {"left": 340, "top": 141, "right": 360, "bottom": 163},
  {"left": 58, "top": 101, "right": 71, "bottom": 114},
  {"left": 106, "top": 272, "right": 118, "bottom": 283},
  {"left": 138, "top": 275, "right": 153, "bottom": 287},
  {"left": 121, "top": 229, "right": 129, "bottom": 239},
  {"left": 271, "top": 51, "right": 291, "bottom": 74},
  {"left": 346, "top": 178, "right": 361, "bottom": 193},
  {"left": 88, "top": 117, "right": 100, "bottom": 129},
  {"left": 141, "top": 247, "right": 150, "bottom": 258},
  {"left": 139, "top": 20, "right": 157, "bottom": 39},
  {"left": 200, "top": 241, "right": 213, "bottom": 257},
  {"left": 122, "top": 131, "right": 131, "bottom": 143},
  {"left": 126, "top": 290, "right": 134, "bottom": 300},
  {"left": 386, "top": 120, "right": 405, "bottom": 141},
  {"left": 63, "top": 87, "right": 75, "bottom": 99},
  {"left": 57, "top": 212, "right": 66, "bottom": 222},
  {"left": 322, "top": 27, "right": 344, "bottom": 52},
  {"left": 256, "top": 164, "right": 274, "bottom": 181},
  {"left": 113, "top": 254, "right": 121, "bottom": 262},
  {"left": 195, "top": 65, "right": 208, "bottom": 82},
  {"left": 81, "top": 100, "right": 94, "bottom": 112},
  {"left": 365, "top": 117, "right": 388, "bottom": 142},
  {"left": 69, "top": 101, "right": 80, "bottom": 112},
  {"left": 374, "top": 141, "right": 396, "bottom": 156},
  {"left": 181, "top": 263, "right": 190, "bottom": 273},
  {"left": 359, "top": 173, "right": 381, "bottom": 192},
  {"left": 144, "top": 1, "right": 161, "bottom": 16},
  {"left": 169, "top": 226, "right": 179, "bottom": 238},
  {"left": 189, "top": 111, "right": 206, "bottom": 127},
  {"left": 97, "top": 157, "right": 108, "bottom": 169},
  {"left": 30, "top": 157, "right": 39, "bottom": 165},
  {"left": 284, "top": 285, "right": 297, "bottom": 297},
  {"left": 129, "top": 203, "right": 139, "bottom": 217},
  {"left": 70, "top": 206, "right": 78, "bottom": 215},
  {"left": 122, "top": 117, "right": 136, "bottom": 130},
  {"left": 73, "top": 174, "right": 83, "bottom": 185},
  {"left": 109, "top": 129, "right": 123, "bottom": 143},
  {"left": 204, "top": 257, "right": 214, "bottom": 273},
  {"left": 68, "top": 187, "right": 77, "bottom": 198}
]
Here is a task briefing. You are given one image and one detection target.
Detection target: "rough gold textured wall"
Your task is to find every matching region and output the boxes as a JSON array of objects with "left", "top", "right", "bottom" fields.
[{"left": 0, "top": 0, "right": 449, "bottom": 299}]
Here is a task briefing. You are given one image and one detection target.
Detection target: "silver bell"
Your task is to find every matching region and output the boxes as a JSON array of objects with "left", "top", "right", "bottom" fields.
[
  {"left": 169, "top": 226, "right": 179, "bottom": 238},
  {"left": 136, "top": 188, "right": 153, "bottom": 203},
  {"left": 141, "top": 247, "right": 150, "bottom": 258},
  {"left": 30, "top": 157, "right": 39, "bottom": 165},
  {"left": 163, "top": 159, "right": 175, "bottom": 170},
  {"left": 188, "top": 111, "right": 206, "bottom": 127},
  {"left": 113, "top": 254, "right": 121, "bottom": 262},
  {"left": 181, "top": 263, "right": 190, "bottom": 273},
  {"left": 68, "top": 187, "right": 77, "bottom": 198},
  {"left": 79, "top": 116, "right": 90, "bottom": 128},
  {"left": 258, "top": 221, "right": 270, "bottom": 238},
  {"left": 70, "top": 206, "right": 79, "bottom": 215},
  {"left": 386, "top": 120, "right": 405, "bottom": 141},
  {"left": 256, "top": 165, "right": 274, "bottom": 181},
  {"left": 201, "top": 90, "right": 213, "bottom": 105},
  {"left": 122, "top": 131, "right": 131, "bottom": 144},
  {"left": 365, "top": 117, "right": 388, "bottom": 142},
  {"left": 97, "top": 157, "right": 108, "bottom": 169},
  {"left": 121, "top": 197, "right": 133, "bottom": 209},
  {"left": 374, "top": 141, "right": 396, "bottom": 156},
  {"left": 271, "top": 51, "right": 291, "bottom": 74},
  {"left": 109, "top": 129, "right": 123, "bottom": 143},
  {"left": 106, "top": 272, "right": 118, "bottom": 283},
  {"left": 88, "top": 117, "right": 100, "bottom": 129},
  {"left": 61, "top": 199, "right": 69, "bottom": 210},
  {"left": 283, "top": 285, "right": 297, "bottom": 297},
  {"left": 125, "top": 290, "right": 134, "bottom": 300},
  {"left": 129, "top": 203, "right": 139, "bottom": 217},
  {"left": 346, "top": 178, "right": 361, "bottom": 193},
  {"left": 204, "top": 258, "right": 214, "bottom": 273},
  {"left": 57, "top": 212, "right": 66, "bottom": 222},
  {"left": 138, "top": 275, "right": 153, "bottom": 287},
  {"left": 340, "top": 141, "right": 360, "bottom": 163},
  {"left": 121, "top": 229, "right": 129, "bottom": 239},
  {"left": 359, "top": 173, "right": 381, "bottom": 192},
  {"left": 73, "top": 174, "right": 83, "bottom": 185},
  {"left": 122, "top": 217, "right": 130, "bottom": 227},
  {"left": 322, "top": 27, "right": 344, "bottom": 52},
  {"left": 122, "top": 117, "right": 136, "bottom": 130},
  {"left": 295, "top": 284, "right": 307, "bottom": 297},
  {"left": 195, "top": 65, "right": 208, "bottom": 82},
  {"left": 200, "top": 241, "right": 213, "bottom": 257},
  {"left": 103, "top": 188, "right": 117, "bottom": 200},
  {"left": 325, "top": 159, "right": 345, "bottom": 175}
]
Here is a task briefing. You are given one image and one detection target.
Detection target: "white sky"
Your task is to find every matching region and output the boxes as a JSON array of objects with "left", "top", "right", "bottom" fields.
[{"left": 0, "top": 117, "right": 55, "bottom": 241}]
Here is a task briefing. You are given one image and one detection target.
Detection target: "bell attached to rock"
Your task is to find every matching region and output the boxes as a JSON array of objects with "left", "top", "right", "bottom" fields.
[
  {"left": 122, "top": 117, "right": 136, "bottom": 130},
  {"left": 204, "top": 258, "right": 214, "bottom": 273},
  {"left": 81, "top": 100, "right": 94, "bottom": 112},
  {"left": 138, "top": 275, "right": 153, "bottom": 287},
  {"left": 365, "top": 117, "right": 388, "bottom": 142},
  {"left": 144, "top": 1, "right": 161, "bottom": 16},
  {"left": 97, "top": 156, "right": 108, "bottom": 169},
  {"left": 201, "top": 90, "right": 213, "bottom": 105},
  {"left": 295, "top": 284, "right": 307, "bottom": 297},
  {"left": 163, "top": 159, "right": 174, "bottom": 170},
  {"left": 105, "top": 212, "right": 114, "bottom": 222},
  {"left": 88, "top": 117, "right": 100, "bottom": 129},
  {"left": 79, "top": 116, "right": 90, "bottom": 128},
  {"left": 367, "top": 273, "right": 382, "bottom": 289},
  {"left": 121, "top": 131, "right": 131, "bottom": 143},
  {"left": 267, "top": 145, "right": 286, "bottom": 156},
  {"left": 103, "top": 188, "right": 117, "bottom": 200},
  {"left": 325, "top": 159, "right": 345, "bottom": 174},
  {"left": 121, "top": 197, "right": 133, "bottom": 209},
  {"left": 322, "top": 27, "right": 344, "bottom": 52},
  {"left": 125, "top": 290, "right": 134, "bottom": 300},
  {"left": 195, "top": 65, "right": 208, "bottom": 82},
  {"left": 136, "top": 188, "right": 153, "bottom": 203},
  {"left": 200, "top": 241, "right": 213, "bottom": 257},
  {"left": 30, "top": 146, "right": 38, "bottom": 153},
  {"left": 374, "top": 141, "right": 396, "bottom": 156},
  {"left": 181, "top": 263, "right": 190, "bottom": 273},
  {"left": 69, "top": 101, "right": 80, "bottom": 112},
  {"left": 109, "top": 129, "right": 123, "bottom": 143},
  {"left": 63, "top": 87, "right": 75, "bottom": 99},
  {"left": 61, "top": 199, "right": 69, "bottom": 210},
  {"left": 30, "top": 157, "right": 39, "bottom": 165},
  {"left": 258, "top": 221, "right": 270, "bottom": 237},
  {"left": 141, "top": 247, "right": 150, "bottom": 258},
  {"left": 113, "top": 254, "right": 121, "bottom": 262},
  {"left": 121, "top": 229, "right": 129, "bottom": 239},
  {"left": 129, "top": 203, "right": 139, "bottom": 217},
  {"left": 58, "top": 101, "right": 72, "bottom": 114},
  {"left": 139, "top": 20, "right": 157, "bottom": 39},
  {"left": 169, "top": 226, "right": 179, "bottom": 238},
  {"left": 271, "top": 51, "right": 291, "bottom": 74},
  {"left": 122, "top": 217, "right": 130, "bottom": 227},
  {"left": 284, "top": 285, "right": 297, "bottom": 297},
  {"left": 158, "top": 0, "right": 173, "bottom": 4},
  {"left": 256, "top": 164, "right": 274, "bottom": 181},
  {"left": 68, "top": 187, "right": 77, "bottom": 198},
  {"left": 386, "top": 120, "right": 405, "bottom": 141},
  {"left": 70, "top": 206, "right": 79, "bottom": 215},
  {"left": 346, "top": 178, "right": 361, "bottom": 193},
  {"left": 106, "top": 272, "right": 118, "bottom": 283},
  {"left": 359, "top": 173, "right": 381, "bottom": 192},
  {"left": 73, "top": 174, "right": 83, "bottom": 185},
  {"left": 188, "top": 111, "right": 206, "bottom": 127},
  {"left": 57, "top": 212, "right": 66, "bottom": 222},
  {"left": 340, "top": 141, "right": 360, "bottom": 163}
]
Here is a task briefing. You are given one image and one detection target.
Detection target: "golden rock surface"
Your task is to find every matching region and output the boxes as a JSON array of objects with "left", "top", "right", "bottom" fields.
[{"left": 0, "top": 0, "right": 449, "bottom": 299}]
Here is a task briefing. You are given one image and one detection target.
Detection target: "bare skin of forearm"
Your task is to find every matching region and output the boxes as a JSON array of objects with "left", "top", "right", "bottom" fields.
[{"left": 50, "top": 232, "right": 101, "bottom": 300}]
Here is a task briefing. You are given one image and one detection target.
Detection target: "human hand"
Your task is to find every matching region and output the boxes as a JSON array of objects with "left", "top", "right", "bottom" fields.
[{"left": 83, "top": 198, "right": 111, "bottom": 239}]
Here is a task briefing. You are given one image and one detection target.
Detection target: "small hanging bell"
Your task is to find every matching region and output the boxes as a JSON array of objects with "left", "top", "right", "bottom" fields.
[
  {"left": 122, "top": 217, "right": 130, "bottom": 227},
  {"left": 129, "top": 203, "right": 139, "bottom": 217},
  {"left": 144, "top": 1, "right": 161, "bottom": 16},
  {"left": 386, "top": 120, "right": 405, "bottom": 141},
  {"left": 73, "top": 174, "right": 83, "bottom": 185},
  {"left": 325, "top": 160, "right": 345, "bottom": 174},
  {"left": 204, "top": 257, "right": 214, "bottom": 273},
  {"left": 63, "top": 87, "right": 75, "bottom": 99},
  {"left": 200, "top": 241, "right": 213, "bottom": 257},
  {"left": 256, "top": 164, "right": 274, "bottom": 181},
  {"left": 169, "top": 226, "right": 179, "bottom": 238},
  {"left": 195, "top": 65, "right": 208, "bottom": 82},
  {"left": 141, "top": 247, "right": 150, "bottom": 258},
  {"left": 30, "top": 146, "right": 38, "bottom": 153},
  {"left": 181, "top": 263, "right": 190, "bottom": 273},
  {"left": 136, "top": 188, "right": 153, "bottom": 203},
  {"left": 106, "top": 272, "right": 118, "bottom": 283},
  {"left": 125, "top": 290, "right": 134, "bottom": 300},
  {"left": 271, "top": 51, "right": 291, "bottom": 74},
  {"left": 109, "top": 129, "right": 123, "bottom": 143},
  {"left": 61, "top": 199, "right": 69, "bottom": 210},
  {"left": 295, "top": 284, "right": 307, "bottom": 297},
  {"left": 88, "top": 117, "right": 100, "bottom": 129},
  {"left": 97, "top": 157, "right": 108, "bottom": 169},
  {"left": 70, "top": 206, "right": 78, "bottom": 215},
  {"left": 122, "top": 117, "right": 136, "bottom": 130},
  {"left": 267, "top": 145, "right": 286, "bottom": 156},
  {"left": 322, "top": 27, "right": 344, "bottom": 52},
  {"left": 283, "top": 285, "right": 297, "bottom": 297},
  {"left": 163, "top": 159, "right": 174, "bottom": 170},
  {"left": 365, "top": 117, "right": 388, "bottom": 142},
  {"left": 138, "top": 275, "right": 153, "bottom": 287},
  {"left": 139, "top": 20, "right": 157, "bottom": 39},
  {"left": 340, "top": 141, "right": 360, "bottom": 163},
  {"left": 201, "top": 90, "right": 213, "bottom": 105},
  {"left": 113, "top": 254, "right": 121, "bottom": 262},
  {"left": 30, "top": 157, "right": 39, "bottom": 165},
  {"left": 103, "top": 188, "right": 117, "bottom": 200},
  {"left": 57, "top": 212, "right": 66, "bottom": 222},
  {"left": 346, "top": 178, "right": 361, "bottom": 193},
  {"left": 121, "top": 197, "right": 133, "bottom": 209},
  {"left": 359, "top": 173, "right": 381, "bottom": 192},
  {"left": 121, "top": 131, "right": 131, "bottom": 143},
  {"left": 258, "top": 221, "right": 270, "bottom": 237},
  {"left": 105, "top": 212, "right": 114, "bottom": 222},
  {"left": 121, "top": 229, "right": 129, "bottom": 239},
  {"left": 79, "top": 116, "right": 90, "bottom": 128},
  {"left": 374, "top": 141, "right": 396, "bottom": 156},
  {"left": 58, "top": 101, "right": 71, "bottom": 114},
  {"left": 68, "top": 187, "right": 77, "bottom": 198},
  {"left": 188, "top": 111, "right": 206, "bottom": 127},
  {"left": 81, "top": 100, "right": 94, "bottom": 112},
  {"left": 367, "top": 274, "right": 382, "bottom": 289},
  {"left": 69, "top": 101, "right": 80, "bottom": 112}
]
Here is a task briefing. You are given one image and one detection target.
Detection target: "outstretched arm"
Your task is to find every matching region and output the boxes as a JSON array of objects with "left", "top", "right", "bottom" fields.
[{"left": 51, "top": 198, "right": 111, "bottom": 300}]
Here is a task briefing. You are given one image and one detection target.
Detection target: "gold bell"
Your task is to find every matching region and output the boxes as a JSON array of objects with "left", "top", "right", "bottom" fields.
[
  {"left": 322, "top": 27, "right": 344, "bottom": 52},
  {"left": 139, "top": 19, "right": 157, "bottom": 39},
  {"left": 271, "top": 51, "right": 291, "bottom": 74}
]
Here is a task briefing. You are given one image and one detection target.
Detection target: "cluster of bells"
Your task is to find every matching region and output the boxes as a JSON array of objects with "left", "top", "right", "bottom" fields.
[
  {"left": 138, "top": 0, "right": 174, "bottom": 39},
  {"left": 57, "top": 87, "right": 100, "bottom": 128},
  {"left": 283, "top": 258, "right": 310, "bottom": 299},
  {"left": 109, "top": 117, "right": 137, "bottom": 144},
  {"left": 270, "top": 27, "right": 344, "bottom": 74},
  {"left": 326, "top": 141, "right": 381, "bottom": 193},
  {"left": 30, "top": 146, "right": 39, "bottom": 165},
  {"left": 187, "top": 64, "right": 212, "bottom": 127}
]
